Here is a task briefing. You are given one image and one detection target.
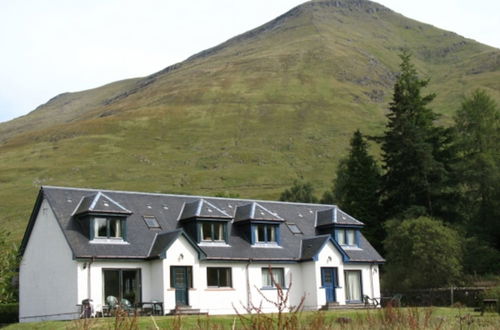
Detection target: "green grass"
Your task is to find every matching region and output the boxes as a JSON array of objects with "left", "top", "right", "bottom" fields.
[
  {"left": 3, "top": 307, "right": 500, "bottom": 329},
  {"left": 0, "top": 0, "right": 499, "bottom": 244}
]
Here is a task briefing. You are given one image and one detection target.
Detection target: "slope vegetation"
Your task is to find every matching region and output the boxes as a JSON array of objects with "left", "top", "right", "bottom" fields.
[{"left": 1, "top": 0, "right": 499, "bottom": 240}]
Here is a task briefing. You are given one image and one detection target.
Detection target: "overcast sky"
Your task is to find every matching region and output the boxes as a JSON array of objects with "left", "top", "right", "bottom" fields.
[{"left": 1, "top": 0, "right": 499, "bottom": 123}]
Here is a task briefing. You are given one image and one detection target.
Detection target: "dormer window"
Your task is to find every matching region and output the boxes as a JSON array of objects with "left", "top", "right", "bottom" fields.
[
  {"left": 178, "top": 199, "right": 232, "bottom": 244},
  {"left": 94, "top": 217, "right": 122, "bottom": 239},
  {"left": 254, "top": 224, "right": 278, "bottom": 244},
  {"left": 73, "top": 192, "right": 132, "bottom": 243},
  {"left": 200, "top": 222, "right": 225, "bottom": 242},
  {"left": 336, "top": 229, "right": 358, "bottom": 247}
]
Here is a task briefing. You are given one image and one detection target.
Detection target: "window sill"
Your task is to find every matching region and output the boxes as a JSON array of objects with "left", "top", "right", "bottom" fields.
[
  {"left": 90, "top": 239, "right": 128, "bottom": 245},
  {"left": 199, "top": 242, "right": 231, "bottom": 247},
  {"left": 205, "top": 287, "right": 234, "bottom": 291},
  {"left": 252, "top": 243, "right": 282, "bottom": 248}
]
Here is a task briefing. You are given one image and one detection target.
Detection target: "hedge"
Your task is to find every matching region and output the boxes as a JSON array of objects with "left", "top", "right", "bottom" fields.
[{"left": 0, "top": 303, "right": 18, "bottom": 324}]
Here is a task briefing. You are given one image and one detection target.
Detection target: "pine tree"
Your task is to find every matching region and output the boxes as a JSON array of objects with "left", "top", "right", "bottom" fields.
[
  {"left": 453, "top": 90, "right": 500, "bottom": 251},
  {"left": 380, "top": 51, "right": 450, "bottom": 220},
  {"left": 279, "top": 181, "right": 318, "bottom": 203},
  {"left": 326, "top": 130, "right": 383, "bottom": 248}
]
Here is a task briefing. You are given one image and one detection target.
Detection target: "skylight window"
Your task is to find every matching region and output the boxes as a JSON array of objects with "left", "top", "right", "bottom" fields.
[
  {"left": 143, "top": 216, "right": 161, "bottom": 229},
  {"left": 286, "top": 223, "right": 302, "bottom": 234}
]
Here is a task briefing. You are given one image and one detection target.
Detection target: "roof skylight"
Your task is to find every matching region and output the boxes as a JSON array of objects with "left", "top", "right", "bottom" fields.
[
  {"left": 143, "top": 216, "right": 161, "bottom": 229},
  {"left": 286, "top": 223, "right": 303, "bottom": 235}
]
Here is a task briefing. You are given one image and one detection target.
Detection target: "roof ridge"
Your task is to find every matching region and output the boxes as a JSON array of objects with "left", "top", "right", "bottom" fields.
[{"left": 40, "top": 185, "right": 337, "bottom": 208}]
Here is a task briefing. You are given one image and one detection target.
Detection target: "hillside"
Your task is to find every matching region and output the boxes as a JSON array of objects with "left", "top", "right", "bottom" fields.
[{"left": 1, "top": 0, "right": 499, "bottom": 241}]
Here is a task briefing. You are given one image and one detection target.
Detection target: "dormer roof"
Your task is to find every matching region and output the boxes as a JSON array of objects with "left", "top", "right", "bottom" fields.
[
  {"left": 73, "top": 192, "right": 132, "bottom": 216},
  {"left": 316, "top": 207, "right": 363, "bottom": 227},
  {"left": 234, "top": 202, "right": 284, "bottom": 223},
  {"left": 178, "top": 199, "right": 231, "bottom": 221}
]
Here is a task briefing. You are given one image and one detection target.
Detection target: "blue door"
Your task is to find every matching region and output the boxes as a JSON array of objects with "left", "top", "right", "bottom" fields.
[
  {"left": 321, "top": 267, "right": 338, "bottom": 303},
  {"left": 171, "top": 266, "right": 189, "bottom": 306}
]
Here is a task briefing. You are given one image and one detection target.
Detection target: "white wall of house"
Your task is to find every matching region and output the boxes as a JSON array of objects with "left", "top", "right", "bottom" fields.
[
  {"left": 77, "top": 260, "right": 153, "bottom": 313},
  {"left": 344, "top": 263, "right": 380, "bottom": 302},
  {"left": 19, "top": 199, "right": 79, "bottom": 322}
]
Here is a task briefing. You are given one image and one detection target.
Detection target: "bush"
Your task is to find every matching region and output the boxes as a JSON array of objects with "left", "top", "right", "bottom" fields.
[{"left": 0, "top": 303, "right": 18, "bottom": 324}]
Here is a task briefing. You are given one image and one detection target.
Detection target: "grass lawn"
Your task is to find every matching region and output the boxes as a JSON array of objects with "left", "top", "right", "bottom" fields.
[{"left": 4, "top": 307, "right": 500, "bottom": 329}]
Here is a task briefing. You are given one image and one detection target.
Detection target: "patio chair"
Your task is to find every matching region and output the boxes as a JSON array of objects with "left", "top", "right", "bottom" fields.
[
  {"left": 120, "top": 298, "right": 134, "bottom": 315},
  {"left": 363, "top": 295, "right": 379, "bottom": 308},
  {"left": 105, "top": 295, "right": 119, "bottom": 316}
]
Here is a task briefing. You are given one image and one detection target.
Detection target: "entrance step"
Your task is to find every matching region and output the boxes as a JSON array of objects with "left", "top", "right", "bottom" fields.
[
  {"left": 169, "top": 306, "right": 207, "bottom": 315},
  {"left": 320, "top": 303, "right": 367, "bottom": 310}
]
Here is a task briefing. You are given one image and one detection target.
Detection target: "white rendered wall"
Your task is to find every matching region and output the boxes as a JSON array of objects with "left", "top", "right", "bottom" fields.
[
  {"left": 19, "top": 199, "right": 79, "bottom": 322},
  {"left": 344, "top": 263, "right": 380, "bottom": 302},
  {"left": 77, "top": 260, "right": 153, "bottom": 313},
  {"left": 161, "top": 237, "right": 307, "bottom": 315}
]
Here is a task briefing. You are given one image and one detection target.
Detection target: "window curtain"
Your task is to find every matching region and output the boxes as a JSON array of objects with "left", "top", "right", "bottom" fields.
[{"left": 345, "top": 270, "right": 362, "bottom": 301}]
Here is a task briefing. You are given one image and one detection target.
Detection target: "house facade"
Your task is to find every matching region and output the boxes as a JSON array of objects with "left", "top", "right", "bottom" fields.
[{"left": 19, "top": 186, "right": 384, "bottom": 322}]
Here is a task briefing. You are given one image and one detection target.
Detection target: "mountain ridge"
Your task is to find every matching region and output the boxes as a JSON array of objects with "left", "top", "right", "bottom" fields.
[{"left": 0, "top": 0, "right": 499, "bottom": 241}]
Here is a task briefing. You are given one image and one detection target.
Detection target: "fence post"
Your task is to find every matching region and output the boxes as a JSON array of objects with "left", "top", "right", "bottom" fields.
[{"left": 450, "top": 286, "right": 454, "bottom": 306}]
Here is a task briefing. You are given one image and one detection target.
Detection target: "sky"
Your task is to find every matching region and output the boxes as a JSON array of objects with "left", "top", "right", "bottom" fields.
[{"left": 0, "top": 0, "right": 499, "bottom": 123}]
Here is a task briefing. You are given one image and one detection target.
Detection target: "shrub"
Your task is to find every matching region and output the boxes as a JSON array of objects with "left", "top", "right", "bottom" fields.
[{"left": 0, "top": 303, "right": 18, "bottom": 324}]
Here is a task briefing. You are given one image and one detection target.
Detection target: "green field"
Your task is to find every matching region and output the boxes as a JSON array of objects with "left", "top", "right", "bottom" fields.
[
  {"left": 0, "top": 0, "right": 499, "bottom": 243},
  {"left": 4, "top": 307, "right": 500, "bottom": 329}
]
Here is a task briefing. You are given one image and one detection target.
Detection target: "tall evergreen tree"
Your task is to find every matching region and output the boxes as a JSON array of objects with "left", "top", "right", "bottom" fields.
[
  {"left": 324, "top": 130, "right": 382, "bottom": 248},
  {"left": 379, "top": 51, "right": 450, "bottom": 220},
  {"left": 453, "top": 90, "right": 500, "bottom": 251},
  {"left": 280, "top": 181, "right": 318, "bottom": 203}
]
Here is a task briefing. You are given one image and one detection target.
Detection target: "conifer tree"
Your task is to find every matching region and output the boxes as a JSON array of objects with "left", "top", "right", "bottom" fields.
[
  {"left": 326, "top": 130, "right": 382, "bottom": 247},
  {"left": 453, "top": 90, "right": 500, "bottom": 251},
  {"left": 279, "top": 181, "right": 318, "bottom": 203},
  {"left": 379, "top": 51, "right": 450, "bottom": 220}
]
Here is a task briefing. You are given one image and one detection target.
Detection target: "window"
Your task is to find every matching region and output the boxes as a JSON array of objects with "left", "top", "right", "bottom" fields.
[
  {"left": 143, "top": 216, "right": 161, "bottom": 229},
  {"left": 345, "top": 270, "right": 362, "bottom": 302},
  {"left": 207, "top": 267, "right": 232, "bottom": 288},
  {"left": 200, "top": 222, "right": 225, "bottom": 242},
  {"left": 286, "top": 223, "right": 302, "bottom": 234},
  {"left": 93, "top": 217, "right": 124, "bottom": 240},
  {"left": 336, "top": 229, "right": 357, "bottom": 246},
  {"left": 103, "top": 269, "right": 141, "bottom": 305},
  {"left": 254, "top": 224, "right": 279, "bottom": 244},
  {"left": 261, "top": 268, "right": 285, "bottom": 288},
  {"left": 170, "top": 266, "right": 193, "bottom": 288}
]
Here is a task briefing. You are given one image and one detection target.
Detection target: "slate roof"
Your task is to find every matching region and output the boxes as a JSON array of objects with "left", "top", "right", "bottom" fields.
[
  {"left": 21, "top": 186, "right": 384, "bottom": 263},
  {"left": 179, "top": 199, "right": 231, "bottom": 221},
  {"left": 234, "top": 202, "right": 284, "bottom": 223}
]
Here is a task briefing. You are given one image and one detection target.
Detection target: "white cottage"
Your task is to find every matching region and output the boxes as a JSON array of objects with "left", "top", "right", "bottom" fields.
[{"left": 19, "top": 186, "right": 384, "bottom": 322}]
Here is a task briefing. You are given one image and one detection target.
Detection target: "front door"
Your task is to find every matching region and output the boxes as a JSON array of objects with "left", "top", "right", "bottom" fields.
[
  {"left": 171, "top": 266, "right": 189, "bottom": 306},
  {"left": 321, "top": 267, "right": 338, "bottom": 303}
]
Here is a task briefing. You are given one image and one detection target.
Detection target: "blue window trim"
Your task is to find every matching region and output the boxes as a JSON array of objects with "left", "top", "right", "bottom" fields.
[
  {"left": 90, "top": 217, "right": 127, "bottom": 241},
  {"left": 197, "top": 221, "right": 227, "bottom": 243},
  {"left": 334, "top": 228, "right": 359, "bottom": 247},
  {"left": 251, "top": 223, "right": 280, "bottom": 245}
]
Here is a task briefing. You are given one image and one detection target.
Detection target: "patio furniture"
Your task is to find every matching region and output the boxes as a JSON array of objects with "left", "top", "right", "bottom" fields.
[
  {"left": 481, "top": 298, "right": 499, "bottom": 316},
  {"left": 139, "top": 301, "right": 164, "bottom": 316},
  {"left": 120, "top": 298, "right": 134, "bottom": 315},
  {"left": 103, "top": 295, "right": 119, "bottom": 316},
  {"left": 363, "top": 295, "right": 379, "bottom": 308},
  {"left": 79, "top": 299, "right": 94, "bottom": 318}
]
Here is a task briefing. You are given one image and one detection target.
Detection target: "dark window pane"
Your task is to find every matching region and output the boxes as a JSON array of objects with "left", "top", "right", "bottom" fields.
[
  {"left": 213, "top": 223, "right": 223, "bottom": 241},
  {"left": 95, "top": 218, "right": 107, "bottom": 237},
  {"left": 266, "top": 226, "right": 276, "bottom": 242},
  {"left": 104, "top": 270, "right": 120, "bottom": 301},
  {"left": 202, "top": 222, "right": 212, "bottom": 241},
  {"left": 122, "top": 270, "right": 139, "bottom": 304},
  {"left": 207, "top": 268, "right": 218, "bottom": 286},
  {"left": 257, "top": 225, "right": 266, "bottom": 242},
  {"left": 109, "top": 218, "right": 122, "bottom": 238}
]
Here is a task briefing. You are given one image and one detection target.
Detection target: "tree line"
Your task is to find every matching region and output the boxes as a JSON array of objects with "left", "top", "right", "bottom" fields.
[{"left": 280, "top": 51, "right": 500, "bottom": 290}]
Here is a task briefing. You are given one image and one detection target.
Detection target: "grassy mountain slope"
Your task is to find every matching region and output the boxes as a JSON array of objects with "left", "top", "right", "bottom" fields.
[{"left": 1, "top": 0, "right": 499, "bottom": 241}]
